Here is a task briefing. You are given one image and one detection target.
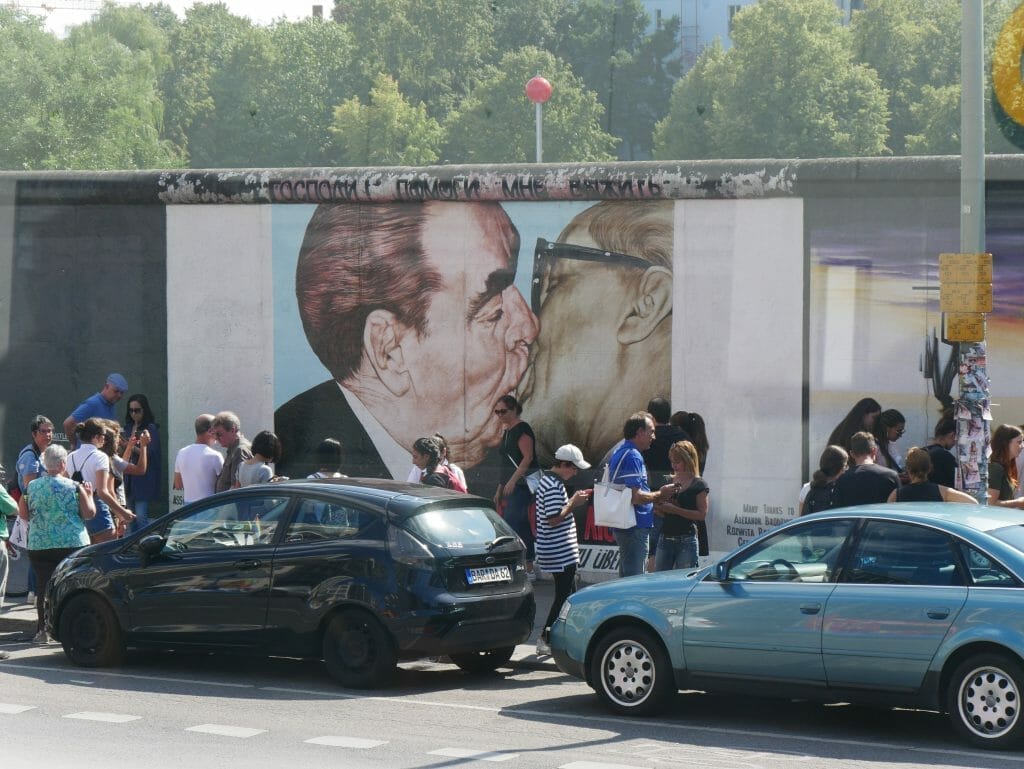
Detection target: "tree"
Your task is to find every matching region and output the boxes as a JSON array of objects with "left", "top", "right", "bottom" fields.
[
  {"left": 552, "top": 0, "right": 682, "bottom": 159},
  {"left": 851, "top": 0, "right": 960, "bottom": 155},
  {"left": 160, "top": 2, "right": 255, "bottom": 163},
  {"left": 652, "top": 39, "right": 729, "bottom": 160},
  {"left": 172, "top": 16, "right": 356, "bottom": 167},
  {"left": 330, "top": 73, "right": 444, "bottom": 165},
  {"left": 712, "top": 0, "right": 889, "bottom": 158},
  {"left": 0, "top": 9, "right": 61, "bottom": 169},
  {"left": 442, "top": 47, "right": 617, "bottom": 164},
  {"left": 332, "top": 0, "right": 493, "bottom": 117}
]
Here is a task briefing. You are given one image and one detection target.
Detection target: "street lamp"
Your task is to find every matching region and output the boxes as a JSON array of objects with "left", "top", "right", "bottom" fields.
[{"left": 525, "top": 75, "right": 552, "bottom": 163}]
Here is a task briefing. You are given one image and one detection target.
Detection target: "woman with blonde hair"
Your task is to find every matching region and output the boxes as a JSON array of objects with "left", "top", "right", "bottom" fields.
[
  {"left": 887, "top": 447, "right": 976, "bottom": 504},
  {"left": 653, "top": 441, "right": 708, "bottom": 571}
]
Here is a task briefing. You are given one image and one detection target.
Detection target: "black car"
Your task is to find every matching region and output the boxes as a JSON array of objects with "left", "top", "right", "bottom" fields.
[{"left": 45, "top": 479, "right": 535, "bottom": 687}]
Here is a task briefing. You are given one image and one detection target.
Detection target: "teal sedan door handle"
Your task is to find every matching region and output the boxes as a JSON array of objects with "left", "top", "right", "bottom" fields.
[
  {"left": 799, "top": 603, "right": 822, "bottom": 615},
  {"left": 926, "top": 608, "right": 950, "bottom": 620}
]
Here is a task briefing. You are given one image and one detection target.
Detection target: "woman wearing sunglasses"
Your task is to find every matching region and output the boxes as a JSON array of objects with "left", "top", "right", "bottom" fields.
[
  {"left": 122, "top": 393, "right": 161, "bottom": 532},
  {"left": 494, "top": 394, "right": 540, "bottom": 581}
]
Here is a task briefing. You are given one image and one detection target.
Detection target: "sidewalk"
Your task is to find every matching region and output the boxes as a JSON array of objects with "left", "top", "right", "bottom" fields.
[
  {"left": 1, "top": 581, "right": 562, "bottom": 669},
  {"left": 511, "top": 575, "right": 559, "bottom": 670},
  {"left": 0, "top": 598, "right": 36, "bottom": 644}
]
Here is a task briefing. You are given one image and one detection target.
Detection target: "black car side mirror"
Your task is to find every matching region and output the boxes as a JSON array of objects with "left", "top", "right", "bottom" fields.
[{"left": 138, "top": 533, "right": 167, "bottom": 565}]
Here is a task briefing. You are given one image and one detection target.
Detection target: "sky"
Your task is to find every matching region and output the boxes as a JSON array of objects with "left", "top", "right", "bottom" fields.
[{"left": 25, "top": 1, "right": 316, "bottom": 36}]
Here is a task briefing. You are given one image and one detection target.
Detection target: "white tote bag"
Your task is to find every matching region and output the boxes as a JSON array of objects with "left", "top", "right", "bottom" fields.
[
  {"left": 9, "top": 517, "right": 29, "bottom": 550},
  {"left": 593, "top": 452, "right": 637, "bottom": 529}
]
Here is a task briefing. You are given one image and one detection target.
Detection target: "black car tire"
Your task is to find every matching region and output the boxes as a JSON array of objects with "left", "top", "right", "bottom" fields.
[
  {"left": 58, "top": 593, "right": 125, "bottom": 668},
  {"left": 322, "top": 609, "right": 397, "bottom": 689},
  {"left": 450, "top": 646, "right": 515, "bottom": 674},
  {"left": 948, "top": 652, "right": 1024, "bottom": 749},
  {"left": 591, "top": 625, "right": 675, "bottom": 716}
]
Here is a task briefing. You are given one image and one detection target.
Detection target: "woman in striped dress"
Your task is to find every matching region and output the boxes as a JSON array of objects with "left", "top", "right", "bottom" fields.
[{"left": 534, "top": 444, "right": 593, "bottom": 656}]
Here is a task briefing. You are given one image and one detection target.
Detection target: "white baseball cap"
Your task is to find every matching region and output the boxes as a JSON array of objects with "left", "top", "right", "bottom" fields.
[{"left": 554, "top": 444, "right": 591, "bottom": 469}]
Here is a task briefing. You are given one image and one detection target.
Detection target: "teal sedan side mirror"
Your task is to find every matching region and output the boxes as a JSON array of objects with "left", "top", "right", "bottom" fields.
[{"left": 715, "top": 561, "right": 730, "bottom": 582}]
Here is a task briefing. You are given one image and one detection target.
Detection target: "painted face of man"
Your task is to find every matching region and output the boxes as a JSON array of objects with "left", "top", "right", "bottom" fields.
[
  {"left": 521, "top": 227, "right": 658, "bottom": 462},
  {"left": 394, "top": 205, "right": 538, "bottom": 466}
]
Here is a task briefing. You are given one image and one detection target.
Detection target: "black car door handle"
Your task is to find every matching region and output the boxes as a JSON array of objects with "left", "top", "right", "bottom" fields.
[
  {"left": 234, "top": 559, "right": 262, "bottom": 570},
  {"left": 800, "top": 603, "right": 822, "bottom": 615},
  {"left": 926, "top": 608, "right": 950, "bottom": 620}
]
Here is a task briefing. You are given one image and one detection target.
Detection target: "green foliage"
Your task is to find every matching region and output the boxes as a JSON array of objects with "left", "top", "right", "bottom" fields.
[
  {"left": 167, "top": 14, "right": 356, "bottom": 168},
  {"left": 552, "top": 0, "right": 682, "bottom": 159},
  {"left": 4, "top": 0, "right": 1022, "bottom": 169},
  {"left": 653, "top": 39, "right": 728, "bottom": 160},
  {"left": 442, "top": 47, "right": 617, "bottom": 164},
  {"left": 0, "top": 6, "right": 180, "bottom": 170},
  {"left": 333, "top": 0, "right": 493, "bottom": 117},
  {"left": 0, "top": 9, "right": 61, "bottom": 170},
  {"left": 655, "top": 0, "right": 888, "bottom": 159},
  {"left": 330, "top": 73, "right": 444, "bottom": 165}
]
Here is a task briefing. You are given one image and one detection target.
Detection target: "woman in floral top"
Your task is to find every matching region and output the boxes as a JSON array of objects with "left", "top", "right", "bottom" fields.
[{"left": 17, "top": 444, "right": 95, "bottom": 643}]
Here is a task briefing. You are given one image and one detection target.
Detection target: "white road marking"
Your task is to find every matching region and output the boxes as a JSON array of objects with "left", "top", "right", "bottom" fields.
[
  {"left": 561, "top": 762, "right": 649, "bottom": 769},
  {"left": 9, "top": 661, "right": 1022, "bottom": 763},
  {"left": 429, "top": 748, "right": 518, "bottom": 761},
  {"left": 0, "top": 704, "right": 36, "bottom": 714},
  {"left": 68, "top": 680, "right": 94, "bottom": 685},
  {"left": 64, "top": 711, "right": 142, "bottom": 723},
  {"left": 305, "top": 736, "right": 387, "bottom": 748},
  {"left": 186, "top": 724, "right": 267, "bottom": 738}
]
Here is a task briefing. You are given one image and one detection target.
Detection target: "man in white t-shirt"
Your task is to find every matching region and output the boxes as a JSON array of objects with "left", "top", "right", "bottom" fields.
[{"left": 173, "top": 414, "right": 224, "bottom": 504}]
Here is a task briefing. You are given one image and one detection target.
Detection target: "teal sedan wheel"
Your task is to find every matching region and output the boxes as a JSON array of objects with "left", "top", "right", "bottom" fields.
[
  {"left": 948, "top": 653, "right": 1024, "bottom": 749},
  {"left": 591, "top": 626, "right": 675, "bottom": 716}
]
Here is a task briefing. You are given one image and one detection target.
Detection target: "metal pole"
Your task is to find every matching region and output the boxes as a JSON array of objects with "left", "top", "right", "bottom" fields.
[
  {"left": 535, "top": 102, "right": 543, "bottom": 164},
  {"left": 962, "top": 2, "right": 984, "bottom": 253},
  {"left": 958, "top": 1, "right": 988, "bottom": 502}
]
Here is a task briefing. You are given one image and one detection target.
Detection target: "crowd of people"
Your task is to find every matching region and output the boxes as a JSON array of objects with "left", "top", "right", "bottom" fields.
[
  {"left": 0, "top": 370, "right": 719, "bottom": 659},
  {"left": 805, "top": 396, "right": 982, "bottom": 514}
]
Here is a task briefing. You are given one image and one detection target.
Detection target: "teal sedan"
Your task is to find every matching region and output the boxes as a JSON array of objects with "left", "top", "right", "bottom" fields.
[{"left": 549, "top": 503, "right": 1024, "bottom": 750}]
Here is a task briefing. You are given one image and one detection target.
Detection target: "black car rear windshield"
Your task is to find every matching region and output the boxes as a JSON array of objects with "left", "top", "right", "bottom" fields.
[{"left": 401, "top": 505, "right": 517, "bottom": 550}]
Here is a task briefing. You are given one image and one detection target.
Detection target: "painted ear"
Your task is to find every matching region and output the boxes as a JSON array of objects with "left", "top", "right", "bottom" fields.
[
  {"left": 617, "top": 266, "right": 672, "bottom": 345},
  {"left": 363, "top": 309, "right": 411, "bottom": 396}
]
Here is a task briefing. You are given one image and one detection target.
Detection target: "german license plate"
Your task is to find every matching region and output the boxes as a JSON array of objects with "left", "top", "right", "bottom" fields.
[{"left": 466, "top": 565, "right": 512, "bottom": 584}]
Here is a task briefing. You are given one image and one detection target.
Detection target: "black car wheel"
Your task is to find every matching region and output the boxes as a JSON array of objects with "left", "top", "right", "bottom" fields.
[
  {"left": 322, "top": 609, "right": 397, "bottom": 689},
  {"left": 450, "top": 646, "right": 515, "bottom": 674},
  {"left": 58, "top": 593, "right": 124, "bottom": 667},
  {"left": 591, "top": 625, "right": 675, "bottom": 716},
  {"left": 948, "top": 653, "right": 1024, "bottom": 749}
]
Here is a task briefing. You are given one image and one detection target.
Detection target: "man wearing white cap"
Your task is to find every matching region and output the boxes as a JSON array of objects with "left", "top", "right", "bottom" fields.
[
  {"left": 63, "top": 373, "right": 129, "bottom": 443},
  {"left": 533, "top": 443, "right": 593, "bottom": 656}
]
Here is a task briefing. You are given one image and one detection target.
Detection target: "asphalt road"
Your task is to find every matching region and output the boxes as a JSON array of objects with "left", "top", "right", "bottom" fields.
[{"left": 1, "top": 624, "right": 1021, "bottom": 769}]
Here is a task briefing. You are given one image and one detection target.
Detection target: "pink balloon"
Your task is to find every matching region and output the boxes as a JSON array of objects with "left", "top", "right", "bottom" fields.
[{"left": 525, "top": 76, "right": 553, "bottom": 103}]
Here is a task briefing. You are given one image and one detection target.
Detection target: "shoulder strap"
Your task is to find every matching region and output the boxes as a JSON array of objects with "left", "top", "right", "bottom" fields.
[{"left": 609, "top": 447, "right": 632, "bottom": 482}]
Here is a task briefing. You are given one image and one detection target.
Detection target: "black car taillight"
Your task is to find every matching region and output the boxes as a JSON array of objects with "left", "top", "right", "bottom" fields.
[{"left": 388, "top": 525, "right": 437, "bottom": 568}]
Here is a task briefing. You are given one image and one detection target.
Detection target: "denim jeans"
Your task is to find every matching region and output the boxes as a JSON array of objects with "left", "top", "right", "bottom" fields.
[
  {"left": 613, "top": 526, "right": 650, "bottom": 578},
  {"left": 655, "top": 534, "right": 698, "bottom": 572},
  {"left": 128, "top": 499, "right": 150, "bottom": 534},
  {"left": 502, "top": 484, "right": 535, "bottom": 561}
]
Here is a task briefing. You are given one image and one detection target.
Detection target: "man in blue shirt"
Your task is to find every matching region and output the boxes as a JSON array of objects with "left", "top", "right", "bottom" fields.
[
  {"left": 608, "top": 411, "right": 675, "bottom": 578},
  {"left": 16, "top": 415, "right": 54, "bottom": 494},
  {"left": 62, "top": 373, "right": 128, "bottom": 443}
]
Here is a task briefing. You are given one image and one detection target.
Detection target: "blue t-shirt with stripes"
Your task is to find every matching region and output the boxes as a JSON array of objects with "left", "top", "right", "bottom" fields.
[{"left": 534, "top": 473, "right": 579, "bottom": 572}]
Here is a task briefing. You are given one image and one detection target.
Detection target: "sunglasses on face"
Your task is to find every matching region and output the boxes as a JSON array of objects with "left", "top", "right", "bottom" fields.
[
  {"left": 129, "top": 408, "right": 143, "bottom": 414},
  {"left": 532, "top": 237, "right": 651, "bottom": 312},
  {"left": 494, "top": 408, "right": 510, "bottom": 416}
]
